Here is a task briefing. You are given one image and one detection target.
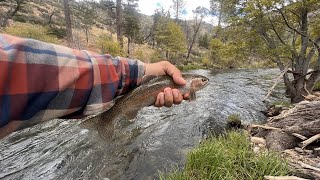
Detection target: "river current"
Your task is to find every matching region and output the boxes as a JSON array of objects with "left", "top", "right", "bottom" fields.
[{"left": 0, "top": 69, "right": 287, "bottom": 180}]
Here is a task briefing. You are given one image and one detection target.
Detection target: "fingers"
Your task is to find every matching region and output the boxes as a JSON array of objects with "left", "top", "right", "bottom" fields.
[
  {"left": 183, "top": 93, "right": 190, "bottom": 100},
  {"left": 164, "top": 88, "right": 173, "bottom": 107},
  {"left": 162, "top": 61, "right": 186, "bottom": 86},
  {"left": 144, "top": 61, "right": 186, "bottom": 86},
  {"left": 172, "top": 89, "right": 183, "bottom": 104},
  {"left": 155, "top": 88, "right": 184, "bottom": 107},
  {"left": 155, "top": 92, "right": 164, "bottom": 107}
]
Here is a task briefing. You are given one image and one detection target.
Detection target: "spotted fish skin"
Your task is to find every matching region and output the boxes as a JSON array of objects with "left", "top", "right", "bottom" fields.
[{"left": 80, "top": 74, "right": 209, "bottom": 140}]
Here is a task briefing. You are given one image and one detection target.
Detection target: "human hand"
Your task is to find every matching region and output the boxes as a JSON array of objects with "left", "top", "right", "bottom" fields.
[{"left": 144, "top": 61, "right": 190, "bottom": 107}]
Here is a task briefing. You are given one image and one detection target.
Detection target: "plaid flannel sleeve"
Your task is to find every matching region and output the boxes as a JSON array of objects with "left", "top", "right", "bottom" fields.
[{"left": 0, "top": 34, "right": 145, "bottom": 129}]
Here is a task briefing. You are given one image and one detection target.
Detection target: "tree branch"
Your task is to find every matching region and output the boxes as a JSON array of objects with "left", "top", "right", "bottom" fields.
[
  {"left": 278, "top": 8, "right": 320, "bottom": 50},
  {"left": 268, "top": 16, "right": 286, "bottom": 46}
]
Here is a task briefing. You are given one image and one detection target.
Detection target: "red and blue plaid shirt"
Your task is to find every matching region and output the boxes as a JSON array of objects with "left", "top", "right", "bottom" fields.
[{"left": 0, "top": 34, "right": 145, "bottom": 135}]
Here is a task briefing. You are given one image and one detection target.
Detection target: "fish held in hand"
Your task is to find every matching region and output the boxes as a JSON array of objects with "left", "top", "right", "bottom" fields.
[{"left": 80, "top": 74, "right": 209, "bottom": 140}]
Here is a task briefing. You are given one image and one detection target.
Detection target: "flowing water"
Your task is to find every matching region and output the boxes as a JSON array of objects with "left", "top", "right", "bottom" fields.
[{"left": 0, "top": 69, "right": 288, "bottom": 180}]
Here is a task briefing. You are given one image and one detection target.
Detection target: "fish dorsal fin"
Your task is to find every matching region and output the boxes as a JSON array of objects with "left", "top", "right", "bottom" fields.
[
  {"left": 189, "top": 90, "right": 196, "bottom": 101},
  {"left": 141, "top": 75, "right": 157, "bottom": 85}
]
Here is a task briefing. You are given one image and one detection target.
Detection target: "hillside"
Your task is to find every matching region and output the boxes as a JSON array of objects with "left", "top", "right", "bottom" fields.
[{"left": 0, "top": 0, "right": 214, "bottom": 64}]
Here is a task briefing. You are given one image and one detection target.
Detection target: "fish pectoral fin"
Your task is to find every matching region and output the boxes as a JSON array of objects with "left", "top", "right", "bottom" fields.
[
  {"left": 124, "top": 109, "right": 139, "bottom": 120},
  {"left": 141, "top": 75, "right": 157, "bottom": 85},
  {"left": 189, "top": 90, "right": 196, "bottom": 101},
  {"left": 79, "top": 113, "right": 115, "bottom": 141}
]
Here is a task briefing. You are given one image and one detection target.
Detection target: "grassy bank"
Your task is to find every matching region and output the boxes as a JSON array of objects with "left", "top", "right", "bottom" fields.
[{"left": 160, "top": 131, "right": 290, "bottom": 180}]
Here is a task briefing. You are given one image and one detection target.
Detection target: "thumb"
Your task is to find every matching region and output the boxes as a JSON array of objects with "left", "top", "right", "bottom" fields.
[{"left": 163, "top": 61, "right": 186, "bottom": 86}]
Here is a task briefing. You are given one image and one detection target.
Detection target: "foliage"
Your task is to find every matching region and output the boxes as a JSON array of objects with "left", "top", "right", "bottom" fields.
[
  {"left": 178, "top": 63, "right": 203, "bottom": 71},
  {"left": 149, "top": 50, "right": 164, "bottom": 63},
  {"left": 160, "top": 131, "right": 290, "bottom": 180},
  {"left": 198, "top": 33, "right": 210, "bottom": 49},
  {"left": 47, "top": 26, "right": 67, "bottom": 39},
  {"left": 5, "top": 23, "right": 58, "bottom": 44},
  {"left": 155, "top": 20, "right": 187, "bottom": 58},
  {"left": 271, "top": 101, "right": 293, "bottom": 108},
  {"left": 124, "top": 3, "right": 142, "bottom": 42},
  {"left": 313, "top": 81, "right": 320, "bottom": 91},
  {"left": 172, "top": 0, "right": 185, "bottom": 20},
  {"left": 97, "top": 35, "right": 121, "bottom": 56},
  {"left": 74, "top": 0, "right": 97, "bottom": 42}
]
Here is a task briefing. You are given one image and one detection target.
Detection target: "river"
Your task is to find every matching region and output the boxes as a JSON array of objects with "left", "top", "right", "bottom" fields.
[{"left": 0, "top": 69, "right": 287, "bottom": 180}]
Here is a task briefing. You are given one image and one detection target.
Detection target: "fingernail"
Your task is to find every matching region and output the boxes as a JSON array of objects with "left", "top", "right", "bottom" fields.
[{"left": 173, "top": 90, "right": 179, "bottom": 97}]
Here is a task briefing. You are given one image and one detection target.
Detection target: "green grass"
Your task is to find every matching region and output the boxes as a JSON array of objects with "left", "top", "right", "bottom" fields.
[
  {"left": 160, "top": 131, "right": 290, "bottom": 180},
  {"left": 313, "top": 81, "right": 320, "bottom": 91},
  {"left": 178, "top": 63, "right": 205, "bottom": 71},
  {"left": 271, "top": 101, "right": 293, "bottom": 108},
  {"left": 5, "top": 23, "right": 59, "bottom": 44}
]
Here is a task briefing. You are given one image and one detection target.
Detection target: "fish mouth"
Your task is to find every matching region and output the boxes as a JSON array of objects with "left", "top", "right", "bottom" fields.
[{"left": 203, "top": 82, "right": 209, "bottom": 89}]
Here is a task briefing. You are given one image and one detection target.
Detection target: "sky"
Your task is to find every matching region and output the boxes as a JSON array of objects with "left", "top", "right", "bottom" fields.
[{"left": 137, "top": 0, "right": 218, "bottom": 25}]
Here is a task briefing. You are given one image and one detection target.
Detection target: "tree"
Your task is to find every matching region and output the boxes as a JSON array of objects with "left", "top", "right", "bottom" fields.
[
  {"left": 172, "top": 0, "right": 185, "bottom": 21},
  {"left": 124, "top": 0, "right": 141, "bottom": 57},
  {"left": 116, "top": 0, "right": 124, "bottom": 49},
  {"left": 156, "top": 20, "right": 186, "bottom": 61},
  {"left": 209, "top": 0, "right": 238, "bottom": 37},
  {"left": 186, "top": 6, "right": 209, "bottom": 61},
  {"left": 235, "top": 0, "right": 320, "bottom": 103},
  {"left": 199, "top": 33, "right": 210, "bottom": 49},
  {"left": 63, "top": 0, "right": 73, "bottom": 47},
  {"left": 100, "top": 0, "right": 117, "bottom": 28},
  {"left": 75, "top": 0, "right": 97, "bottom": 43},
  {"left": 0, "top": 0, "right": 27, "bottom": 28}
]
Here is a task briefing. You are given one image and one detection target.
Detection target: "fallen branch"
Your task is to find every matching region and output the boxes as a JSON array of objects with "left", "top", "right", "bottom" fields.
[
  {"left": 250, "top": 124, "right": 282, "bottom": 131},
  {"left": 300, "top": 134, "right": 320, "bottom": 149},
  {"left": 291, "top": 133, "right": 307, "bottom": 140},
  {"left": 299, "top": 162, "right": 320, "bottom": 173},
  {"left": 264, "top": 176, "right": 309, "bottom": 180},
  {"left": 263, "top": 66, "right": 289, "bottom": 102}
]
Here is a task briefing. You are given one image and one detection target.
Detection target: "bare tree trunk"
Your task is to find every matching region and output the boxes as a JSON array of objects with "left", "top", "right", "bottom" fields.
[
  {"left": 63, "top": 0, "right": 73, "bottom": 47},
  {"left": 213, "top": 3, "right": 222, "bottom": 38},
  {"left": 116, "top": 0, "right": 124, "bottom": 49},
  {"left": 85, "top": 27, "right": 89, "bottom": 43},
  {"left": 166, "top": 50, "right": 170, "bottom": 61},
  {"left": 186, "top": 18, "right": 202, "bottom": 61},
  {"left": 127, "top": 37, "right": 130, "bottom": 58},
  {"left": 175, "top": 2, "right": 179, "bottom": 21}
]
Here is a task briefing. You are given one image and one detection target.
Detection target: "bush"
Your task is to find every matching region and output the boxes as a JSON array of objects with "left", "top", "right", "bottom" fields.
[
  {"left": 313, "top": 81, "right": 320, "bottom": 91},
  {"left": 178, "top": 63, "right": 203, "bottom": 71},
  {"left": 47, "top": 26, "right": 67, "bottom": 39},
  {"left": 201, "top": 57, "right": 211, "bottom": 67},
  {"left": 97, "top": 35, "right": 121, "bottom": 56},
  {"left": 161, "top": 131, "right": 290, "bottom": 180},
  {"left": 5, "top": 23, "right": 58, "bottom": 44},
  {"left": 150, "top": 50, "right": 164, "bottom": 63}
]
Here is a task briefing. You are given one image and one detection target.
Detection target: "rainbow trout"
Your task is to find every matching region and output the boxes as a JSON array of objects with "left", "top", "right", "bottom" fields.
[{"left": 80, "top": 74, "right": 209, "bottom": 139}]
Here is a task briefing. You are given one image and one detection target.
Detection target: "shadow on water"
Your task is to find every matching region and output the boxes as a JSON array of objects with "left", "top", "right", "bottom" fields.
[{"left": 0, "top": 68, "right": 288, "bottom": 180}]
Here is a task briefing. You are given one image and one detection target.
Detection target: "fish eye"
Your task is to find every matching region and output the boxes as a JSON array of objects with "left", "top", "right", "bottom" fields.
[{"left": 202, "top": 78, "right": 207, "bottom": 82}]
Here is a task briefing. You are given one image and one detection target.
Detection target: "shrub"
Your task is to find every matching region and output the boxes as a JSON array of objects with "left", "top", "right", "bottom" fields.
[
  {"left": 5, "top": 23, "right": 58, "bottom": 44},
  {"left": 201, "top": 57, "right": 211, "bottom": 67},
  {"left": 97, "top": 35, "right": 121, "bottom": 56},
  {"left": 150, "top": 50, "right": 164, "bottom": 63},
  {"left": 313, "top": 81, "right": 320, "bottom": 91},
  {"left": 47, "top": 26, "right": 67, "bottom": 39},
  {"left": 161, "top": 131, "right": 290, "bottom": 180}
]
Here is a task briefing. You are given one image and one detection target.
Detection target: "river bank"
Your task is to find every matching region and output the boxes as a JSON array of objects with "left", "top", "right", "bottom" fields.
[{"left": 0, "top": 69, "right": 289, "bottom": 179}]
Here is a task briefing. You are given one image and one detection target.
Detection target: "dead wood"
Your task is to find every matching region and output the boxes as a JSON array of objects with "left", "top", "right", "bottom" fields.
[
  {"left": 252, "top": 100, "right": 320, "bottom": 179},
  {"left": 253, "top": 101, "right": 320, "bottom": 151},
  {"left": 300, "top": 134, "right": 320, "bottom": 149},
  {"left": 264, "top": 176, "right": 309, "bottom": 180}
]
